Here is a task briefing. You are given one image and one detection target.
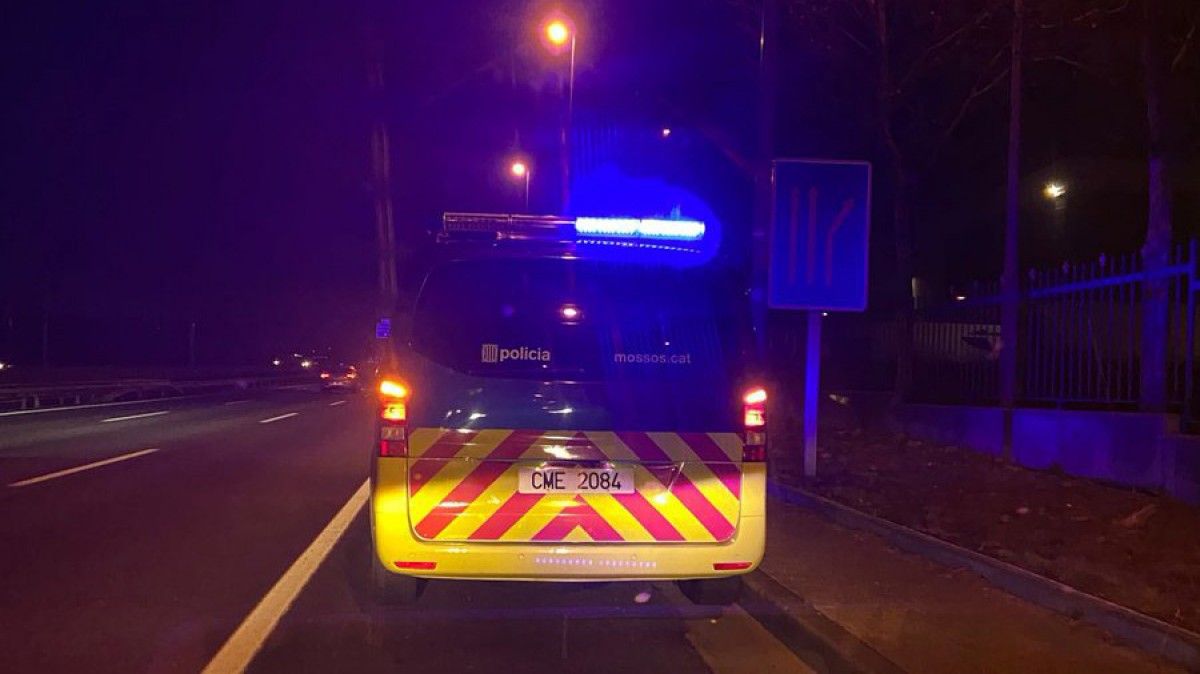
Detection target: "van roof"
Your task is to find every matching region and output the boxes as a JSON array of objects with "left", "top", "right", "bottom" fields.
[{"left": 435, "top": 212, "right": 714, "bottom": 267}]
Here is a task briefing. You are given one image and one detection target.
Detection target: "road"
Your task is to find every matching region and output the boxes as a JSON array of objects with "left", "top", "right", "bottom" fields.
[{"left": 0, "top": 387, "right": 813, "bottom": 674}]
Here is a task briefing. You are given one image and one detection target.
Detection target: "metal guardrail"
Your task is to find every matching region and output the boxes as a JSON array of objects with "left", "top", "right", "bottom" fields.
[{"left": 0, "top": 375, "right": 316, "bottom": 413}]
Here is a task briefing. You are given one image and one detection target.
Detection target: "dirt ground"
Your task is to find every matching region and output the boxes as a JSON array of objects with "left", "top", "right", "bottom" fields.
[{"left": 771, "top": 419, "right": 1200, "bottom": 634}]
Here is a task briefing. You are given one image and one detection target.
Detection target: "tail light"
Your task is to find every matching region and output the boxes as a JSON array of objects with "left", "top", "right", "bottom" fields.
[
  {"left": 742, "top": 387, "right": 767, "bottom": 462},
  {"left": 319, "top": 372, "right": 331, "bottom": 379},
  {"left": 378, "top": 379, "right": 410, "bottom": 457}
]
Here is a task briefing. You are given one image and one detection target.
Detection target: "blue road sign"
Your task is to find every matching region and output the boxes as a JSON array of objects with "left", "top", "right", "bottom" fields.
[
  {"left": 768, "top": 159, "right": 871, "bottom": 311},
  {"left": 375, "top": 318, "right": 392, "bottom": 339}
]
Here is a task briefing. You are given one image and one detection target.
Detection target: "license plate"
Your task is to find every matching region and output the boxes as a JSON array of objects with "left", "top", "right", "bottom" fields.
[{"left": 517, "top": 467, "right": 635, "bottom": 494}]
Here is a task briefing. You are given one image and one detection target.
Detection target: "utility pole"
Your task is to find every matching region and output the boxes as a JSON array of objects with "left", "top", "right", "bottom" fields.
[
  {"left": 41, "top": 312, "right": 49, "bottom": 368},
  {"left": 559, "top": 32, "right": 576, "bottom": 213},
  {"left": 188, "top": 320, "right": 198, "bottom": 368},
  {"left": 752, "top": 0, "right": 779, "bottom": 357},
  {"left": 1000, "top": 0, "right": 1024, "bottom": 451},
  {"left": 367, "top": 25, "right": 399, "bottom": 372}
]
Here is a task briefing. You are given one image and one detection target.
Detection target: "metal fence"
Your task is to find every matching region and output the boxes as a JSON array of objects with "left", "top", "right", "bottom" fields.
[{"left": 826, "top": 241, "right": 1200, "bottom": 412}]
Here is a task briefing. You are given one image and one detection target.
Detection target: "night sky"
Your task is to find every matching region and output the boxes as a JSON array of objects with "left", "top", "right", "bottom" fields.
[{"left": 1, "top": 0, "right": 1196, "bottom": 367}]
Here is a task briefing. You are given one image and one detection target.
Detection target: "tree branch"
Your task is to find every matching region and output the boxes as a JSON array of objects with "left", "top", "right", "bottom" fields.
[
  {"left": 1070, "top": 0, "right": 1131, "bottom": 25},
  {"left": 1037, "top": 0, "right": 1130, "bottom": 30},
  {"left": 1172, "top": 13, "right": 1198, "bottom": 72},
  {"left": 832, "top": 19, "right": 874, "bottom": 54},
  {"left": 937, "top": 57, "right": 1010, "bottom": 151},
  {"left": 897, "top": 4, "right": 1001, "bottom": 93},
  {"left": 1031, "top": 54, "right": 1115, "bottom": 86}
]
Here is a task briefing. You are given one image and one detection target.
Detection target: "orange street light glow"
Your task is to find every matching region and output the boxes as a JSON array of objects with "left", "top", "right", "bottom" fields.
[{"left": 546, "top": 20, "right": 570, "bottom": 46}]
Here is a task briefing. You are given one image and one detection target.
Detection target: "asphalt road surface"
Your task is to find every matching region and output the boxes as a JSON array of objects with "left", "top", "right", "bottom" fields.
[{"left": 0, "top": 387, "right": 813, "bottom": 674}]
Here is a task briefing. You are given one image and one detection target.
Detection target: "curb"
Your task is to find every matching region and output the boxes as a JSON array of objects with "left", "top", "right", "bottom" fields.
[
  {"left": 740, "top": 570, "right": 907, "bottom": 674},
  {"left": 769, "top": 481, "right": 1200, "bottom": 672}
]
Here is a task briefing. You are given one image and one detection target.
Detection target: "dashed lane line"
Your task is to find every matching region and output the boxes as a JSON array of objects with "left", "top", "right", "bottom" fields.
[{"left": 8, "top": 448, "right": 162, "bottom": 487}]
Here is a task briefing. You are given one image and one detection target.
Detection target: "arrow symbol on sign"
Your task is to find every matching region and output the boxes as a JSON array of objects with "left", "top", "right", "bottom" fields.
[
  {"left": 825, "top": 199, "right": 856, "bottom": 286},
  {"left": 787, "top": 187, "right": 857, "bottom": 288},
  {"left": 787, "top": 187, "right": 800, "bottom": 285}
]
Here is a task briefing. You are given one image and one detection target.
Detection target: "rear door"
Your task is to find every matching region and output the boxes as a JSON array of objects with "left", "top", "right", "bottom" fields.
[{"left": 402, "top": 258, "right": 750, "bottom": 545}]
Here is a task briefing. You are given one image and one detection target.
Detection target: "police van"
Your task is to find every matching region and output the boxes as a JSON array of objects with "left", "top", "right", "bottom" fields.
[{"left": 370, "top": 213, "right": 766, "bottom": 604}]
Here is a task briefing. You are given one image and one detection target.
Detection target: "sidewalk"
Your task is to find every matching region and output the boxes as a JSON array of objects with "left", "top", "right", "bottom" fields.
[
  {"left": 758, "top": 498, "right": 1183, "bottom": 673},
  {"left": 771, "top": 422, "right": 1200, "bottom": 636}
]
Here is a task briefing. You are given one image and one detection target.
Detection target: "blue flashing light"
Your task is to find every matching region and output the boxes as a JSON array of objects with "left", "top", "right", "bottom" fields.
[{"left": 574, "top": 216, "right": 705, "bottom": 241}]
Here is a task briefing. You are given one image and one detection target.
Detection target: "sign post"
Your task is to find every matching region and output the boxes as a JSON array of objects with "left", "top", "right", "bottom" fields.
[{"left": 769, "top": 159, "right": 871, "bottom": 477}]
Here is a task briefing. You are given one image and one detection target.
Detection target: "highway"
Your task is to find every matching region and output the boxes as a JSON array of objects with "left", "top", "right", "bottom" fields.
[{"left": 0, "top": 387, "right": 813, "bottom": 674}]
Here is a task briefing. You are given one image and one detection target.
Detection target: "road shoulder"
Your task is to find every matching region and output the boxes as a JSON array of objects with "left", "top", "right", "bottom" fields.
[{"left": 753, "top": 497, "right": 1185, "bottom": 674}]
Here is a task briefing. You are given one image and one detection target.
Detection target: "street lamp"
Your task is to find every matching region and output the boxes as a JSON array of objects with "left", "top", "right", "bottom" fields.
[
  {"left": 546, "top": 20, "right": 570, "bottom": 47},
  {"left": 542, "top": 15, "right": 576, "bottom": 211},
  {"left": 510, "top": 159, "right": 531, "bottom": 211},
  {"left": 1044, "top": 181, "right": 1067, "bottom": 233},
  {"left": 1044, "top": 182, "right": 1066, "bottom": 200}
]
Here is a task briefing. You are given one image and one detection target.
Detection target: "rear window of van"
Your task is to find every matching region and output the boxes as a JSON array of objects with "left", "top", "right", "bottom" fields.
[{"left": 410, "top": 258, "right": 749, "bottom": 382}]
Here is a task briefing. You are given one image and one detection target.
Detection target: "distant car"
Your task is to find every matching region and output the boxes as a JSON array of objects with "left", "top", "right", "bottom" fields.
[{"left": 320, "top": 364, "right": 360, "bottom": 392}]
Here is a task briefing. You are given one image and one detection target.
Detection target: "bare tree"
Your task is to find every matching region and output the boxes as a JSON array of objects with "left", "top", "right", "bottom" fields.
[
  {"left": 782, "top": 0, "right": 1011, "bottom": 401},
  {"left": 1141, "top": 0, "right": 1197, "bottom": 410}
]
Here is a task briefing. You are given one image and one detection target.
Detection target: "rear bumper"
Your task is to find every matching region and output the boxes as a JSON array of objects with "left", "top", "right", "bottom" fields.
[
  {"left": 370, "top": 461, "right": 766, "bottom": 581},
  {"left": 372, "top": 516, "right": 764, "bottom": 582}
]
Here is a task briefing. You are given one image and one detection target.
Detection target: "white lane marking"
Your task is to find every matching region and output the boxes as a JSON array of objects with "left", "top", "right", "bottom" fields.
[
  {"left": 100, "top": 410, "right": 170, "bottom": 424},
  {"left": 0, "top": 395, "right": 208, "bottom": 418},
  {"left": 328, "top": 400, "right": 347, "bottom": 407},
  {"left": 258, "top": 412, "right": 299, "bottom": 424},
  {"left": 223, "top": 400, "right": 252, "bottom": 406},
  {"left": 201, "top": 480, "right": 369, "bottom": 674},
  {"left": 8, "top": 448, "right": 162, "bottom": 487}
]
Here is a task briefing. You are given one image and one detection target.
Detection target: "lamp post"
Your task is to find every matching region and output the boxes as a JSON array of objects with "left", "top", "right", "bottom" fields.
[
  {"left": 543, "top": 16, "right": 576, "bottom": 211},
  {"left": 510, "top": 159, "right": 531, "bottom": 211},
  {"left": 544, "top": 19, "right": 576, "bottom": 118},
  {"left": 1044, "top": 180, "right": 1067, "bottom": 232}
]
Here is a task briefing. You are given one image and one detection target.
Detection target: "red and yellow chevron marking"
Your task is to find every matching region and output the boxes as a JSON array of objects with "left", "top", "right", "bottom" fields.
[{"left": 405, "top": 428, "right": 744, "bottom": 544}]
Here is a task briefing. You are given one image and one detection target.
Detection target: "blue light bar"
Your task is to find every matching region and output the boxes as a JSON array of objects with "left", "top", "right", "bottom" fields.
[{"left": 574, "top": 217, "right": 705, "bottom": 241}]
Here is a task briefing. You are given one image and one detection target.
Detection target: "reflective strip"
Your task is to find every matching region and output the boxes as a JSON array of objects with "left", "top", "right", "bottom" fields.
[
  {"left": 679, "top": 461, "right": 740, "bottom": 521},
  {"left": 583, "top": 431, "right": 643, "bottom": 463},
  {"left": 707, "top": 432, "right": 744, "bottom": 462},
  {"left": 408, "top": 430, "right": 478, "bottom": 495},
  {"left": 677, "top": 432, "right": 743, "bottom": 498},
  {"left": 413, "top": 431, "right": 546, "bottom": 540},
  {"left": 436, "top": 463, "right": 522, "bottom": 540},
  {"left": 532, "top": 496, "right": 623, "bottom": 542},
  {"left": 560, "top": 526, "right": 594, "bottom": 543},
  {"left": 667, "top": 471, "right": 735, "bottom": 540},
  {"left": 468, "top": 492, "right": 546, "bottom": 540},
  {"left": 610, "top": 490, "right": 685, "bottom": 541},
  {"left": 633, "top": 464, "right": 714, "bottom": 541},
  {"left": 500, "top": 495, "right": 577, "bottom": 541},
  {"left": 654, "top": 432, "right": 742, "bottom": 502},
  {"left": 579, "top": 492, "right": 656, "bottom": 543},
  {"left": 406, "top": 427, "right": 742, "bottom": 543},
  {"left": 407, "top": 428, "right": 445, "bottom": 456}
]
